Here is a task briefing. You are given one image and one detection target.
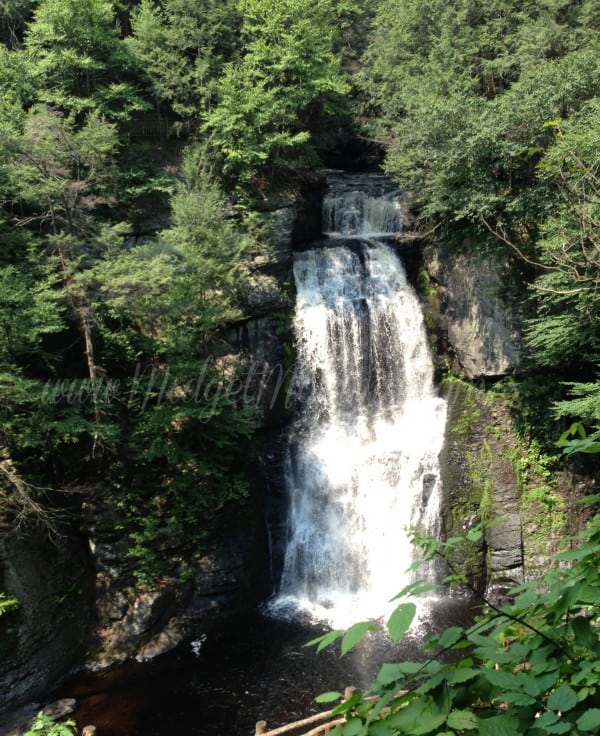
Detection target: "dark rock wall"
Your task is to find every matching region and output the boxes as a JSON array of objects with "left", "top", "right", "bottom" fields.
[{"left": 0, "top": 529, "right": 93, "bottom": 709}]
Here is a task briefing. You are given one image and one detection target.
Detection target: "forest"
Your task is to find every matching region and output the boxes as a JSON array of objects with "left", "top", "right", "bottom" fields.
[{"left": 1, "top": 0, "right": 599, "bottom": 734}]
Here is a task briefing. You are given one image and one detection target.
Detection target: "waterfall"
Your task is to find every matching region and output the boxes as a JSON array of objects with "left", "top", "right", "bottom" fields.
[{"left": 272, "top": 175, "right": 447, "bottom": 628}]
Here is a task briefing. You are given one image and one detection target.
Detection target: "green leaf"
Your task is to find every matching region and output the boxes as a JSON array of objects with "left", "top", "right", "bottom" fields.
[
  {"left": 477, "top": 715, "right": 520, "bottom": 736},
  {"left": 576, "top": 709, "right": 600, "bottom": 732},
  {"left": 571, "top": 616, "right": 596, "bottom": 649},
  {"left": 466, "top": 528, "right": 483, "bottom": 542},
  {"left": 369, "top": 721, "right": 394, "bottom": 736},
  {"left": 447, "top": 710, "right": 478, "bottom": 730},
  {"left": 341, "top": 621, "right": 376, "bottom": 656},
  {"left": 305, "top": 629, "right": 343, "bottom": 653},
  {"left": 446, "top": 668, "right": 479, "bottom": 685},
  {"left": 502, "top": 691, "right": 537, "bottom": 706},
  {"left": 342, "top": 718, "right": 364, "bottom": 736},
  {"left": 437, "top": 626, "right": 465, "bottom": 648},
  {"left": 314, "top": 691, "right": 343, "bottom": 704},
  {"left": 410, "top": 711, "right": 448, "bottom": 735},
  {"left": 483, "top": 669, "right": 521, "bottom": 690},
  {"left": 547, "top": 685, "right": 578, "bottom": 713},
  {"left": 387, "top": 602, "right": 417, "bottom": 643},
  {"left": 536, "top": 711, "right": 559, "bottom": 727},
  {"left": 544, "top": 721, "right": 573, "bottom": 734},
  {"left": 391, "top": 582, "right": 440, "bottom": 600},
  {"left": 377, "top": 661, "right": 422, "bottom": 686}
]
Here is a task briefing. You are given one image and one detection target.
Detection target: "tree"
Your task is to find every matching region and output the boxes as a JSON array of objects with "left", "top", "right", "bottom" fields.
[
  {"left": 93, "top": 150, "right": 258, "bottom": 585},
  {"left": 127, "top": 0, "right": 241, "bottom": 124},
  {"left": 358, "top": 0, "right": 600, "bottom": 447},
  {"left": 2, "top": 105, "right": 123, "bottom": 452},
  {"left": 25, "top": 0, "right": 146, "bottom": 121},
  {"left": 0, "top": 0, "right": 35, "bottom": 49},
  {"left": 203, "top": 0, "right": 350, "bottom": 186}
]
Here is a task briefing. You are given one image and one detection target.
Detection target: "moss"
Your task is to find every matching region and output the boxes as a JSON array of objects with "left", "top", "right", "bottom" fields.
[
  {"left": 441, "top": 378, "right": 492, "bottom": 587},
  {"left": 443, "top": 376, "right": 481, "bottom": 444}
]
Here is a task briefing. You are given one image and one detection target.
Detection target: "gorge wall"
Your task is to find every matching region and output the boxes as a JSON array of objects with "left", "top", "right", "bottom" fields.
[
  {"left": 0, "top": 186, "right": 308, "bottom": 714},
  {"left": 0, "top": 172, "right": 591, "bottom": 716},
  {"left": 421, "top": 241, "right": 591, "bottom": 602}
]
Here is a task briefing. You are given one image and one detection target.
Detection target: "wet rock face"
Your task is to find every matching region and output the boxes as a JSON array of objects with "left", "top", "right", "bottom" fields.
[
  {"left": 0, "top": 529, "right": 93, "bottom": 712},
  {"left": 84, "top": 190, "right": 310, "bottom": 669},
  {"left": 424, "top": 245, "right": 523, "bottom": 379},
  {"left": 84, "top": 492, "right": 269, "bottom": 669},
  {"left": 441, "top": 382, "right": 525, "bottom": 601}
]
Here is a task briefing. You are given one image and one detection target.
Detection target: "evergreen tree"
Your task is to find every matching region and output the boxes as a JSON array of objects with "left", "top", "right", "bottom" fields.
[
  {"left": 127, "top": 0, "right": 241, "bottom": 124},
  {"left": 25, "top": 0, "right": 146, "bottom": 121},
  {"left": 203, "top": 0, "right": 350, "bottom": 186}
]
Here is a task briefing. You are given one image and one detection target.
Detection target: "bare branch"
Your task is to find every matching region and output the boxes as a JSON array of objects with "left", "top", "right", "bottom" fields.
[
  {"left": 0, "top": 446, "right": 67, "bottom": 541},
  {"left": 480, "top": 216, "right": 553, "bottom": 271}
]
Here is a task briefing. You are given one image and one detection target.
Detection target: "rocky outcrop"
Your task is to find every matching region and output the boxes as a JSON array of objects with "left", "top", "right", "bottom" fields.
[
  {"left": 85, "top": 494, "right": 267, "bottom": 668},
  {"left": 442, "top": 380, "right": 527, "bottom": 603},
  {"left": 82, "top": 190, "right": 309, "bottom": 670},
  {"left": 0, "top": 527, "right": 93, "bottom": 711},
  {"left": 440, "top": 379, "right": 592, "bottom": 606},
  {"left": 424, "top": 245, "right": 523, "bottom": 379}
]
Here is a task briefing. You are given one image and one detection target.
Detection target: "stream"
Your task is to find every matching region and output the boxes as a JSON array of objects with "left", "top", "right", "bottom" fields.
[{"left": 52, "top": 599, "right": 472, "bottom": 736}]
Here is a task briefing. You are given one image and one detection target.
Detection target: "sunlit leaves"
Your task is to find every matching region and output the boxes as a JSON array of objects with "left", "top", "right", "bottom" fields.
[
  {"left": 387, "top": 602, "right": 417, "bottom": 642},
  {"left": 305, "top": 629, "right": 343, "bottom": 653},
  {"left": 314, "top": 691, "right": 343, "bottom": 704},
  {"left": 311, "top": 509, "right": 600, "bottom": 736},
  {"left": 341, "top": 621, "right": 377, "bottom": 656},
  {"left": 203, "top": 0, "right": 350, "bottom": 184},
  {"left": 25, "top": 0, "right": 145, "bottom": 120}
]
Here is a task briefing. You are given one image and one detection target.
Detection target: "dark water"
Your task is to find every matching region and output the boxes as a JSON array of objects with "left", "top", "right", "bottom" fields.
[{"left": 51, "top": 599, "right": 472, "bottom": 736}]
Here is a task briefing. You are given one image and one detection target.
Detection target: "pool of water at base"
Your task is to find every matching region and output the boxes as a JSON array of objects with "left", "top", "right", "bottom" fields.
[{"left": 50, "top": 598, "right": 473, "bottom": 736}]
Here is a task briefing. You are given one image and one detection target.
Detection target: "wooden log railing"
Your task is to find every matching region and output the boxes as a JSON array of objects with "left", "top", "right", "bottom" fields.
[
  {"left": 255, "top": 687, "right": 358, "bottom": 736},
  {"left": 255, "top": 685, "right": 409, "bottom": 736}
]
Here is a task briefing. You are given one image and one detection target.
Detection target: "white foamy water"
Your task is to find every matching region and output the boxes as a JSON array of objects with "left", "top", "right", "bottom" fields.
[{"left": 270, "top": 178, "right": 446, "bottom": 629}]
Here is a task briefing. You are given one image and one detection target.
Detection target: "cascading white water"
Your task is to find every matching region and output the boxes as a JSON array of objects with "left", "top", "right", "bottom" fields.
[{"left": 272, "top": 176, "right": 447, "bottom": 628}]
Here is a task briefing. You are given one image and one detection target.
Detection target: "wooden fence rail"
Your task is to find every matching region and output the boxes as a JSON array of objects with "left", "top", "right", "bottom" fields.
[
  {"left": 254, "top": 687, "right": 366, "bottom": 736},
  {"left": 255, "top": 687, "right": 358, "bottom": 736},
  {"left": 255, "top": 685, "right": 409, "bottom": 736}
]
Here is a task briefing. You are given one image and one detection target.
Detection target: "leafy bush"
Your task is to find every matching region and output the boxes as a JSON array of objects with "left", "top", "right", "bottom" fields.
[
  {"left": 23, "top": 712, "right": 77, "bottom": 736},
  {"left": 311, "top": 505, "right": 600, "bottom": 735}
]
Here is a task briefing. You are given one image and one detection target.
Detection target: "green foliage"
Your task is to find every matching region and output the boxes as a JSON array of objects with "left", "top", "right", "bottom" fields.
[
  {"left": 128, "top": 0, "right": 241, "bottom": 120},
  {"left": 160, "top": 146, "right": 251, "bottom": 323},
  {"left": 311, "top": 509, "right": 600, "bottom": 735},
  {"left": 556, "top": 423, "right": 600, "bottom": 456},
  {"left": 23, "top": 713, "right": 77, "bottom": 736},
  {"left": 25, "top": 0, "right": 146, "bottom": 121},
  {"left": 92, "top": 152, "right": 257, "bottom": 584},
  {"left": 0, "top": 25, "right": 259, "bottom": 571},
  {"left": 359, "top": 0, "right": 600, "bottom": 446},
  {"left": 0, "top": 592, "right": 20, "bottom": 617},
  {"left": 203, "top": 0, "right": 350, "bottom": 185}
]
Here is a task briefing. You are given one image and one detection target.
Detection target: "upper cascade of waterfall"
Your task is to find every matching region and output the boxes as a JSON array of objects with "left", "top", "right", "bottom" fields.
[{"left": 322, "top": 172, "right": 403, "bottom": 239}]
